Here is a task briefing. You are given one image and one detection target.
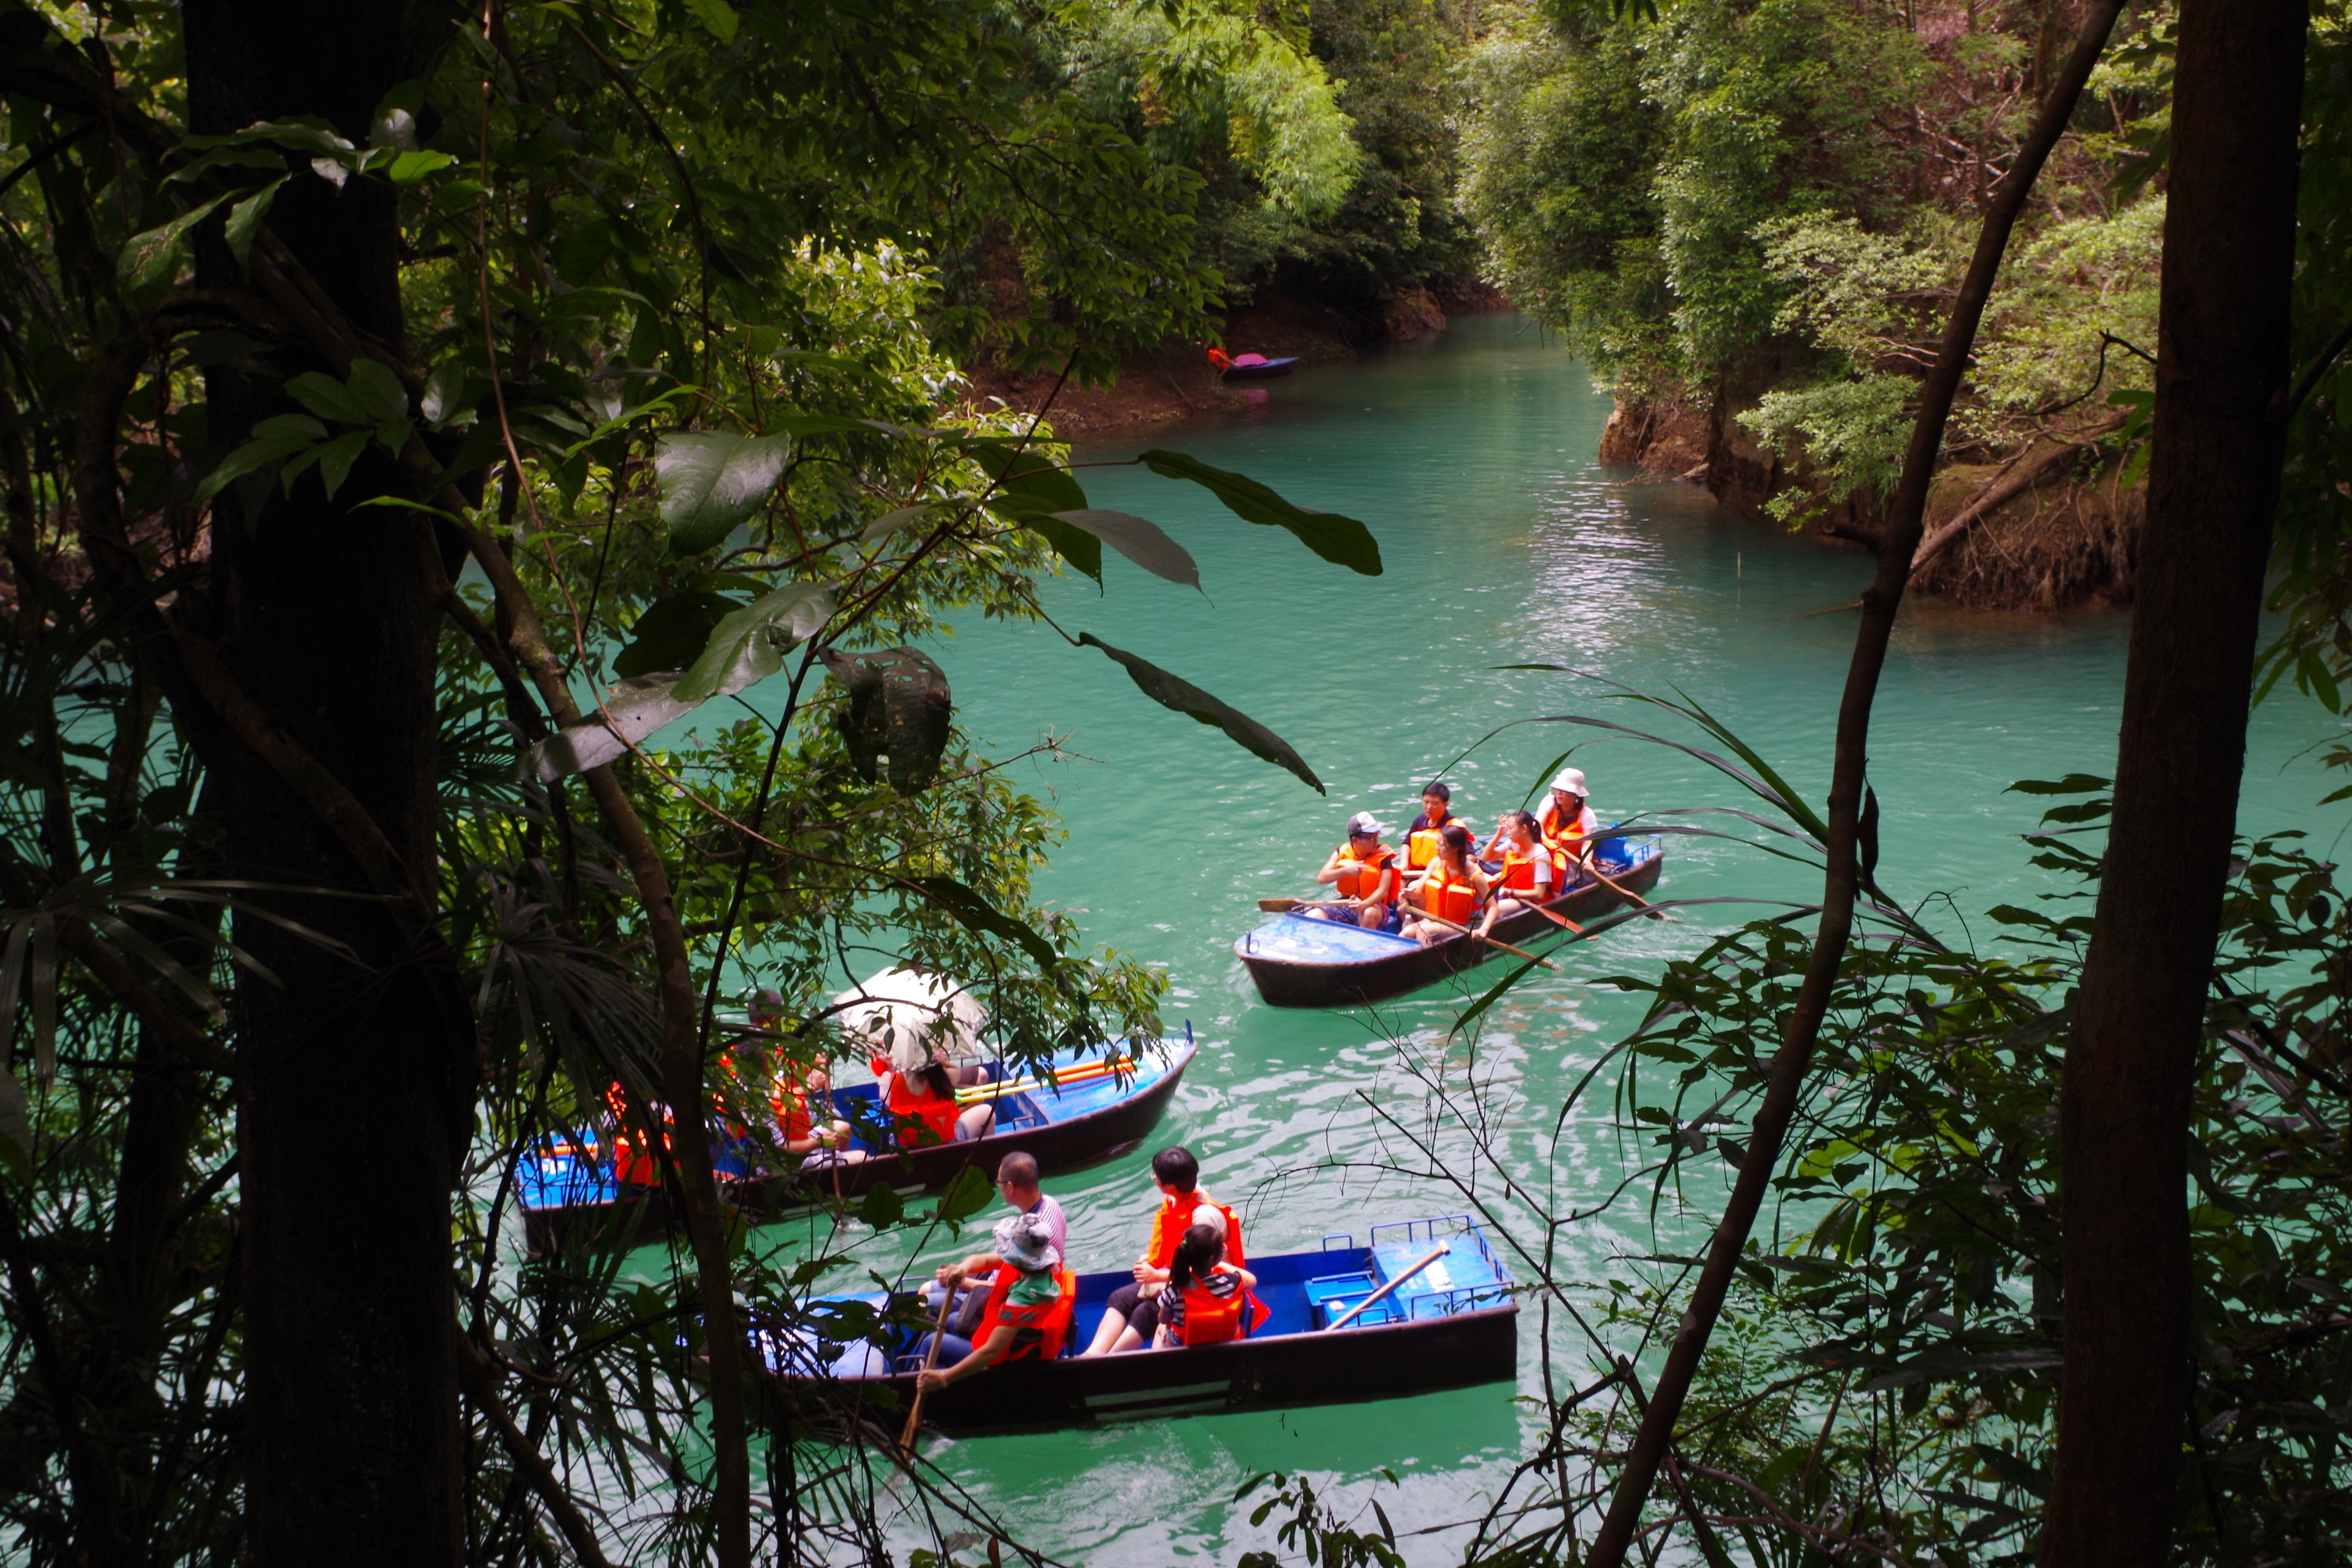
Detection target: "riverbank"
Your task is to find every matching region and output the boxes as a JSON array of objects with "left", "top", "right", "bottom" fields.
[{"left": 1601, "top": 391, "right": 2143, "bottom": 611}]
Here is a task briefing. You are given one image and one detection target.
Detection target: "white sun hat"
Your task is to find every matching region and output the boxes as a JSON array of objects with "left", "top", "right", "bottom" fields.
[
  {"left": 830, "top": 965, "right": 988, "bottom": 1074},
  {"left": 1550, "top": 768, "right": 1589, "bottom": 797}
]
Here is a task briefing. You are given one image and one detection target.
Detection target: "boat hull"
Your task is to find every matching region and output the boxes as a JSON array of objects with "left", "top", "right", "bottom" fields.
[
  {"left": 759, "top": 1218, "right": 1518, "bottom": 1435},
  {"left": 520, "top": 1035, "right": 1197, "bottom": 1253},
  {"left": 1221, "top": 356, "right": 1298, "bottom": 381},
  {"left": 1234, "top": 841, "right": 1665, "bottom": 1008}
]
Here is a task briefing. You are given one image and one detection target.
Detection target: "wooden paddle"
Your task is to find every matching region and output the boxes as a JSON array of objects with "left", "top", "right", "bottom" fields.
[
  {"left": 1574, "top": 854, "right": 1677, "bottom": 922},
  {"left": 898, "top": 1284, "right": 957, "bottom": 1454},
  {"left": 1401, "top": 905, "right": 1560, "bottom": 970},
  {"left": 1257, "top": 897, "right": 1348, "bottom": 912},
  {"left": 1325, "top": 1242, "right": 1451, "bottom": 1330}
]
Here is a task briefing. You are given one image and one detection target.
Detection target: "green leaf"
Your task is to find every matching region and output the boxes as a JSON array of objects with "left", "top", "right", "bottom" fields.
[
  {"left": 285, "top": 428, "right": 369, "bottom": 499},
  {"left": 531, "top": 675, "right": 699, "bottom": 780},
  {"left": 673, "top": 580, "right": 834, "bottom": 703},
  {"left": 935, "top": 1164, "right": 994, "bottom": 1226},
  {"left": 909, "top": 875, "right": 1061, "bottom": 971},
  {"left": 223, "top": 177, "right": 285, "bottom": 271},
  {"left": 1077, "top": 633, "right": 1323, "bottom": 793},
  {"left": 2006, "top": 774, "right": 2113, "bottom": 796},
  {"left": 1139, "top": 449, "right": 1381, "bottom": 576},
  {"left": 117, "top": 195, "right": 229, "bottom": 290},
  {"left": 614, "top": 591, "right": 742, "bottom": 678},
  {"left": 655, "top": 431, "right": 792, "bottom": 556},
  {"left": 192, "top": 414, "right": 328, "bottom": 504},
  {"left": 346, "top": 359, "right": 410, "bottom": 424},
  {"left": 1044, "top": 509, "right": 1200, "bottom": 591},
  {"left": 973, "top": 439, "right": 1087, "bottom": 512},
  {"left": 1011, "top": 511, "right": 1101, "bottom": 582},
  {"left": 0, "top": 1062, "right": 28, "bottom": 1178},
  {"left": 385, "top": 149, "right": 456, "bottom": 184},
  {"left": 860, "top": 504, "right": 939, "bottom": 545},
  {"left": 682, "top": 0, "right": 739, "bottom": 42},
  {"left": 859, "top": 1182, "right": 905, "bottom": 1226},
  {"left": 285, "top": 371, "right": 367, "bottom": 424}
]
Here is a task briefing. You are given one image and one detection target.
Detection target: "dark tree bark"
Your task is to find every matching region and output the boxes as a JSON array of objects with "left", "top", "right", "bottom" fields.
[
  {"left": 2045, "top": 2, "right": 2309, "bottom": 1562},
  {"left": 180, "top": 2, "right": 469, "bottom": 1562}
]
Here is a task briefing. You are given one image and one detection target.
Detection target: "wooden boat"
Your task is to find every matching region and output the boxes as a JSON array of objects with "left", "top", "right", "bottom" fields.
[
  {"left": 754, "top": 1214, "right": 1517, "bottom": 1435},
  {"left": 518, "top": 1030, "right": 1198, "bottom": 1252},
  {"left": 1234, "top": 835, "right": 1666, "bottom": 1008},
  {"left": 1221, "top": 354, "right": 1298, "bottom": 381}
]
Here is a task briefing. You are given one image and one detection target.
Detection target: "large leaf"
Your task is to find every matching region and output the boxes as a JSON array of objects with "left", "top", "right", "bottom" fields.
[
  {"left": 613, "top": 591, "right": 741, "bottom": 677},
  {"left": 821, "top": 646, "right": 952, "bottom": 793},
  {"left": 656, "top": 431, "right": 792, "bottom": 556},
  {"left": 531, "top": 675, "right": 700, "bottom": 780},
  {"left": 972, "top": 439, "right": 1087, "bottom": 512},
  {"left": 1005, "top": 510, "right": 1101, "bottom": 582},
  {"left": 909, "top": 875, "right": 1060, "bottom": 971},
  {"left": 0, "top": 1062, "right": 27, "bottom": 1178},
  {"left": 1139, "top": 449, "right": 1381, "bottom": 576},
  {"left": 673, "top": 581, "right": 834, "bottom": 703},
  {"left": 1043, "top": 509, "right": 1199, "bottom": 591},
  {"left": 1077, "top": 633, "right": 1322, "bottom": 793},
  {"left": 118, "top": 194, "right": 229, "bottom": 290},
  {"left": 223, "top": 176, "right": 285, "bottom": 271}
]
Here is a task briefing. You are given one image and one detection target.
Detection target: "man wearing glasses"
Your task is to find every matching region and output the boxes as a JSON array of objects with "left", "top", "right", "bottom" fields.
[{"left": 927, "top": 1151, "right": 1069, "bottom": 1338}]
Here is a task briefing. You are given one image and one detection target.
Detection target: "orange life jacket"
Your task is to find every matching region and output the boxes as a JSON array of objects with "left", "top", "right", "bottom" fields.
[
  {"left": 885, "top": 1071, "right": 962, "bottom": 1146},
  {"left": 1174, "top": 1271, "right": 1250, "bottom": 1346},
  {"left": 1421, "top": 861, "right": 1481, "bottom": 925},
  {"left": 974, "top": 1265, "right": 1077, "bottom": 1361},
  {"left": 606, "top": 1082, "right": 669, "bottom": 1187},
  {"left": 1404, "top": 813, "right": 1462, "bottom": 872},
  {"left": 1543, "top": 801, "right": 1593, "bottom": 864},
  {"left": 771, "top": 1079, "right": 813, "bottom": 1145},
  {"left": 1144, "top": 1189, "right": 1246, "bottom": 1271},
  {"left": 1494, "top": 844, "right": 1548, "bottom": 894},
  {"left": 1336, "top": 842, "right": 1399, "bottom": 904}
]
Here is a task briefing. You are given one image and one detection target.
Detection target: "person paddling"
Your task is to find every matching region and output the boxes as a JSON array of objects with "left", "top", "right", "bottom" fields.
[
  {"left": 1480, "top": 810, "right": 1558, "bottom": 930},
  {"left": 927, "top": 1151, "right": 1067, "bottom": 1339},
  {"left": 1303, "top": 812, "right": 1402, "bottom": 932},
  {"left": 1400, "top": 781, "right": 1466, "bottom": 882},
  {"left": 1403, "top": 823, "right": 1491, "bottom": 946},
  {"left": 912, "top": 1211, "right": 1076, "bottom": 1390},
  {"left": 1541, "top": 768, "right": 1599, "bottom": 879},
  {"left": 1080, "top": 1146, "right": 1247, "bottom": 1356}
]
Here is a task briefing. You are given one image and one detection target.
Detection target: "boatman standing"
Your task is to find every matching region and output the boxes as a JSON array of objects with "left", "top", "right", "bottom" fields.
[
  {"left": 1302, "top": 811, "right": 1403, "bottom": 932},
  {"left": 1541, "top": 768, "right": 1599, "bottom": 878}
]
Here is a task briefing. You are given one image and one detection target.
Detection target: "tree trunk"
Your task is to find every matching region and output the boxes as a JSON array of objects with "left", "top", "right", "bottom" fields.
[
  {"left": 180, "top": 2, "right": 468, "bottom": 1562},
  {"left": 2045, "top": 2, "right": 2307, "bottom": 1562}
]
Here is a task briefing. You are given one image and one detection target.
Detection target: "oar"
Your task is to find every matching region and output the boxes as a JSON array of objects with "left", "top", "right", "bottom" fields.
[
  {"left": 1258, "top": 897, "right": 1349, "bottom": 912},
  {"left": 1404, "top": 905, "right": 1559, "bottom": 971},
  {"left": 955, "top": 1057, "right": 1132, "bottom": 1104},
  {"left": 1325, "top": 1243, "right": 1451, "bottom": 1330},
  {"left": 1514, "top": 894, "right": 1584, "bottom": 934},
  {"left": 898, "top": 1285, "right": 956, "bottom": 1454},
  {"left": 1574, "top": 854, "right": 1677, "bottom": 922}
]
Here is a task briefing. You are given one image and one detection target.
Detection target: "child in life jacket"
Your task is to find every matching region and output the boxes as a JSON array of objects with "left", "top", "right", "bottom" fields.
[
  {"left": 914, "top": 1211, "right": 1076, "bottom": 1391},
  {"left": 1153, "top": 1222, "right": 1259, "bottom": 1349}
]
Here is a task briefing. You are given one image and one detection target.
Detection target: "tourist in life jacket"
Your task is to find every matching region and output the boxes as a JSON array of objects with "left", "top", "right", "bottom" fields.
[
  {"left": 1080, "top": 1145, "right": 1248, "bottom": 1356},
  {"left": 1479, "top": 810, "right": 1557, "bottom": 933},
  {"left": 1302, "top": 811, "right": 1402, "bottom": 931},
  {"left": 1541, "top": 767, "right": 1599, "bottom": 876},
  {"left": 875, "top": 1055, "right": 996, "bottom": 1147},
  {"left": 1400, "top": 780, "right": 1465, "bottom": 882},
  {"left": 913, "top": 1210, "right": 1076, "bottom": 1390},
  {"left": 1402, "top": 823, "right": 1491, "bottom": 946},
  {"left": 926, "top": 1151, "right": 1069, "bottom": 1339},
  {"left": 1154, "top": 1222, "right": 1259, "bottom": 1349},
  {"left": 745, "top": 989, "right": 861, "bottom": 1163},
  {"left": 1203, "top": 344, "right": 1234, "bottom": 370}
]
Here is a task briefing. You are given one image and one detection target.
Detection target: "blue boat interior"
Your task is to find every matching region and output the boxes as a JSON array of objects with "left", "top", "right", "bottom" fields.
[
  {"left": 756, "top": 1215, "right": 1516, "bottom": 1381},
  {"left": 515, "top": 1032, "right": 1189, "bottom": 1215},
  {"left": 1237, "top": 832, "right": 1664, "bottom": 963}
]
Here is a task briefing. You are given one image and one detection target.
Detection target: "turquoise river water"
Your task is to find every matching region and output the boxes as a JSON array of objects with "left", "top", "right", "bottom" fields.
[{"left": 710, "top": 315, "right": 2344, "bottom": 1562}]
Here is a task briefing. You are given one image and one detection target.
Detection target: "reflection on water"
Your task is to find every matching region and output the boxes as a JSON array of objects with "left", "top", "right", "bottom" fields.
[{"left": 739, "top": 315, "right": 2339, "bottom": 1561}]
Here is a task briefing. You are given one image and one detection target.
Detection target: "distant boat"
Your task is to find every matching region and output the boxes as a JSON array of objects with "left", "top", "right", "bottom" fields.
[
  {"left": 517, "top": 1029, "right": 1197, "bottom": 1252},
  {"left": 1221, "top": 353, "right": 1298, "bottom": 381},
  {"left": 755, "top": 1214, "right": 1518, "bottom": 1434},
  {"left": 1234, "top": 835, "right": 1667, "bottom": 1008}
]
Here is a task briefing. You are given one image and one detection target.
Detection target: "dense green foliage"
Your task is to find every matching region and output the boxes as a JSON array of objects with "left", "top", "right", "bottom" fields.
[{"left": 1460, "top": 0, "right": 2172, "bottom": 511}]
